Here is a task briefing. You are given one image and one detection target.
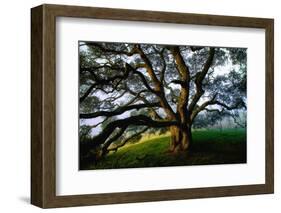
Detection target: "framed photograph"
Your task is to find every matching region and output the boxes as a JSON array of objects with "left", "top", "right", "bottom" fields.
[{"left": 31, "top": 4, "right": 274, "bottom": 208}]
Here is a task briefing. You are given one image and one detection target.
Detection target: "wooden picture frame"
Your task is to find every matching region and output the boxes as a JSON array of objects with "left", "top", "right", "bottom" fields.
[{"left": 31, "top": 4, "right": 274, "bottom": 208}]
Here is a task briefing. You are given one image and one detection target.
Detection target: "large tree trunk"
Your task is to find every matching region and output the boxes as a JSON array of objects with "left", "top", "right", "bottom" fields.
[
  {"left": 180, "top": 125, "right": 192, "bottom": 151},
  {"left": 169, "top": 126, "right": 181, "bottom": 152},
  {"left": 169, "top": 125, "right": 192, "bottom": 153}
]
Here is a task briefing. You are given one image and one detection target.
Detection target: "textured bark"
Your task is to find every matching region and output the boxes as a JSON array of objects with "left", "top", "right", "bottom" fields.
[
  {"left": 169, "top": 126, "right": 181, "bottom": 152},
  {"left": 169, "top": 125, "right": 192, "bottom": 153},
  {"left": 168, "top": 46, "right": 193, "bottom": 153},
  {"left": 180, "top": 125, "right": 192, "bottom": 151}
]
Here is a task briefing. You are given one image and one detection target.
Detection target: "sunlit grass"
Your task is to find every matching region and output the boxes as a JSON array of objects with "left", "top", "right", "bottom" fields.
[{"left": 87, "top": 128, "right": 246, "bottom": 170}]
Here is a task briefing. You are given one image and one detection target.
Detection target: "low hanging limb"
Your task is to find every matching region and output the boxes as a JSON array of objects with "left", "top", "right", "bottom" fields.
[
  {"left": 107, "top": 127, "right": 149, "bottom": 153},
  {"left": 86, "top": 115, "right": 178, "bottom": 150}
]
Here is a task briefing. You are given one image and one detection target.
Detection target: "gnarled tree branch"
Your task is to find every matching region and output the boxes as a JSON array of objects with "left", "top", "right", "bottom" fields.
[
  {"left": 80, "top": 102, "right": 161, "bottom": 119},
  {"left": 83, "top": 115, "right": 178, "bottom": 150},
  {"left": 189, "top": 47, "right": 215, "bottom": 113},
  {"left": 107, "top": 127, "right": 149, "bottom": 152}
]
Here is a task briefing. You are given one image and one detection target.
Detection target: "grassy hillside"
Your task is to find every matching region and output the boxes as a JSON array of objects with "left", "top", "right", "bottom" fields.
[{"left": 85, "top": 128, "right": 246, "bottom": 170}]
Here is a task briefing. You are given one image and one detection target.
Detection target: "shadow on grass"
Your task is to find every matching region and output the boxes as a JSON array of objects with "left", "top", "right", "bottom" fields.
[{"left": 81, "top": 128, "right": 246, "bottom": 170}]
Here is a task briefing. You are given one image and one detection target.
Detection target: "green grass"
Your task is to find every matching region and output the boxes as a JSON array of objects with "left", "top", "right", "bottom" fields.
[{"left": 86, "top": 128, "right": 246, "bottom": 170}]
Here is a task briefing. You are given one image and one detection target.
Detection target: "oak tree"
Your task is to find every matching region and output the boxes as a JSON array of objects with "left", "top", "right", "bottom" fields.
[{"left": 79, "top": 42, "right": 246, "bottom": 163}]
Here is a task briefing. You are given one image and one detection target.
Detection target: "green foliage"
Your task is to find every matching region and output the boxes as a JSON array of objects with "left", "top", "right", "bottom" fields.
[
  {"left": 79, "top": 125, "right": 92, "bottom": 141},
  {"left": 80, "top": 96, "right": 100, "bottom": 114},
  {"left": 84, "top": 128, "right": 246, "bottom": 170}
]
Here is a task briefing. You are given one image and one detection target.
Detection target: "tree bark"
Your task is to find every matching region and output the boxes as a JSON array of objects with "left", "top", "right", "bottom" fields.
[
  {"left": 180, "top": 125, "right": 192, "bottom": 151},
  {"left": 169, "top": 126, "right": 181, "bottom": 152},
  {"left": 169, "top": 125, "right": 192, "bottom": 152}
]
